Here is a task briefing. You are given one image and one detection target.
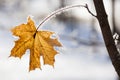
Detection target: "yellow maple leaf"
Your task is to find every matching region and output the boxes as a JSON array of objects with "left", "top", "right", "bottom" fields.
[{"left": 10, "top": 17, "right": 62, "bottom": 71}]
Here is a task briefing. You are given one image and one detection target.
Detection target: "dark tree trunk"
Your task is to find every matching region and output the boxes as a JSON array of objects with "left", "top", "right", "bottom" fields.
[{"left": 93, "top": 0, "right": 120, "bottom": 77}]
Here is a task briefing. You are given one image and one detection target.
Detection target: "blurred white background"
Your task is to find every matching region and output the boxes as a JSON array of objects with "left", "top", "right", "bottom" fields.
[{"left": 0, "top": 0, "right": 120, "bottom": 80}]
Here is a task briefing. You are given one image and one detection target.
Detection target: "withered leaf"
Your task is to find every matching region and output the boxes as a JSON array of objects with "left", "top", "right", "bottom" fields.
[{"left": 10, "top": 17, "right": 62, "bottom": 71}]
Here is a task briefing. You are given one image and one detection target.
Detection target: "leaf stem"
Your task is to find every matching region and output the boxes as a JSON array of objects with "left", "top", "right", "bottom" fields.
[{"left": 36, "top": 4, "right": 86, "bottom": 30}]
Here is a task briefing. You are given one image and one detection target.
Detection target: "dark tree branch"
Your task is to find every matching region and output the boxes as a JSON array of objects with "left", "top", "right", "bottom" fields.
[{"left": 93, "top": 0, "right": 120, "bottom": 77}]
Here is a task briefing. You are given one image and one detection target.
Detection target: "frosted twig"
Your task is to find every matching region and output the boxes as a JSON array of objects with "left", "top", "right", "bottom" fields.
[
  {"left": 37, "top": 4, "right": 85, "bottom": 30},
  {"left": 37, "top": 4, "right": 96, "bottom": 30}
]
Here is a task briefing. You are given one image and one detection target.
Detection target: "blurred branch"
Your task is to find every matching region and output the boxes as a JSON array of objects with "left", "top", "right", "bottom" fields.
[{"left": 60, "top": 34, "right": 104, "bottom": 46}]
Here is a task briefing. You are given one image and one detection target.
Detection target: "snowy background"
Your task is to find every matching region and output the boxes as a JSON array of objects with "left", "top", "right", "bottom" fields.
[{"left": 0, "top": 0, "right": 120, "bottom": 80}]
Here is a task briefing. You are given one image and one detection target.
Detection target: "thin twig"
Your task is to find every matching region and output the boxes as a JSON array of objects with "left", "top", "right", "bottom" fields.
[
  {"left": 85, "top": 4, "right": 97, "bottom": 17},
  {"left": 36, "top": 4, "right": 96, "bottom": 30},
  {"left": 36, "top": 4, "right": 85, "bottom": 30}
]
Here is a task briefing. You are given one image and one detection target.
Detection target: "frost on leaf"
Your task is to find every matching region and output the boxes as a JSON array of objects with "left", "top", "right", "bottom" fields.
[{"left": 10, "top": 17, "right": 62, "bottom": 71}]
